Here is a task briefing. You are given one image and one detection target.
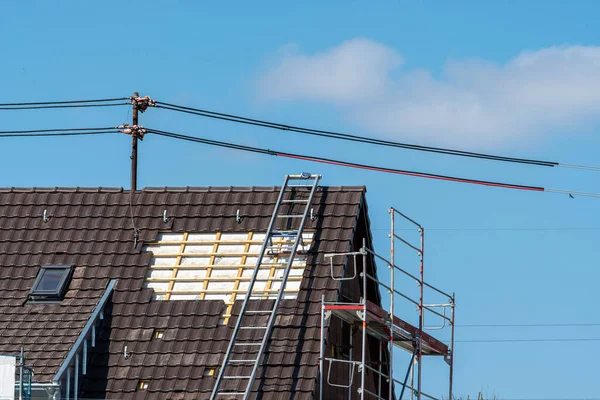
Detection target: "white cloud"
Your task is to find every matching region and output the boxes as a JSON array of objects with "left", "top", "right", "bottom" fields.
[
  {"left": 258, "top": 38, "right": 402, "bottom": 104},
  {"left": 257, "top": 39, "right": 600, "bottom": 149}
]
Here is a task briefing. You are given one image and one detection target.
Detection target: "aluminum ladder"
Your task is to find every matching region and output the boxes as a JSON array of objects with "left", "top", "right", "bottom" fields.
[{"left": 211, "top": 173, "right": 321, "bottom": 399}]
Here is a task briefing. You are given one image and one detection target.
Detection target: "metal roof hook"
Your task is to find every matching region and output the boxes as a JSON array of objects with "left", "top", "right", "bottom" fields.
[
  {"left": 123, "top": 345, "right": 131, "bottom": 360},
  {"left": 326, "top": 252, "right": 358, "bottom": 281},
  {"left": 300, "top": 172, "right": 311, "bottom": 179},
  {"left": 42, "top": 209, "right": 49, "bottom": 223},
  {"left": 163, "top": 209, "right": 169, "bottom": 223},
  {"left": 310, "top": 207, "right": 316, "bottom": 221},
  {"left": 235, "top": 209, "right": 243, "bottom": 224}
]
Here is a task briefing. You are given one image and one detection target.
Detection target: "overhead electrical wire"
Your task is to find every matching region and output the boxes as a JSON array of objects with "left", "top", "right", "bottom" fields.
[
  {"left": 154, "top": 101, "right": 600, "bottom": 172},
  {"left": 0, "top": 103, "right": 129, "bottom": 110},
  {"left": 0, "top": 97, "right": 130, "bottom": 110},
  {"left": 0, "top": 97, "right": 129, "bottom": 106},
  {"left": 0, "top": 131, "right": 116, "bottom": 137},
  {"left": 0, "top": 127, "right": 120, "bottom": 138},
  {"left": 146, "top": 128, "right": 600, "bottom": 198}
]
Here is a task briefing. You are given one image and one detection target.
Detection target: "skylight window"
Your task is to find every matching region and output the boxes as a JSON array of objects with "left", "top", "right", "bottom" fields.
[{"left": 29, "top": 265, "right": 73, "bottom": 301}]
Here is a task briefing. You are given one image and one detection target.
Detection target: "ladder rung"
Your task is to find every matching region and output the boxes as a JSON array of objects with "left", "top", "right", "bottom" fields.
[
  {"left": 281, "top": 199, "right": 310, "bottom": 203},
  {"left": 216, "top": 393, "right": 245, "bottom": 396},
  {"left": 223, "top": 375, "right": 252, "bottom": 379},
  {"left": 243, "top": 310, "right": 273, "bottom": 314},
  {"left": 239, "top": 326, "right": 268, "bottom": 329},
  {"left": 266, "top": 248, "right": 300, "bottom": 252},
  {"left": 228, "top": 359, "right": 258, "bottom": 363},
  {"left": 267, "top": 253, "right": 306, "bottom": 257},
  {"left": 276, "top": 214, "right": 303, "bottom": 218},
  {"left": 259, "top": 262, "right": 288, "bottom": 266},
  {"left": 247, "top": 277, "right": 286, "bottom": 282},
  {"left": 234, "top": 342, "right": 262, "bottom": 346},
  {"left": 287, "top": 172, "right": 321, "bottom": 181}
]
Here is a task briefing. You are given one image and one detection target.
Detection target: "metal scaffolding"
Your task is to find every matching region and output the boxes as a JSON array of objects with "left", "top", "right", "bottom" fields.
[{"left": 320, "top": 207, "right": 455, "bottom": 400}]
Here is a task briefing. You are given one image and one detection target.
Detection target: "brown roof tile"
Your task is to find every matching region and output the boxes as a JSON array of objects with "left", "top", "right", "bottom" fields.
[{"left": 0, "top": 185, "right": 367, "bottom": 397}]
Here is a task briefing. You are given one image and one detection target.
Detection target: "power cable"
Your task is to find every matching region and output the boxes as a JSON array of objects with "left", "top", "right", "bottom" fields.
[
  {"left": 0, "top": 127, "right": 119, "bottom": 138},
  {"left": 0, "top": 97, "right": 130, "bottom": 111},
  {"left": 146, "top": 128, "right": 600, "bottom": 198},
  {"left": 147, "top": 128, "right": 542, "bottom": 191},
  {"left": 154, "top": 102, "right": 600, "bottom": 172},
  {"left": 0, "top": 131, "right": 116, "bottom": 138},
  {"left": 0, "top": 103, "right": 129, "bottom": 110},
  {"left": 0, "top": 97, "right": 129, "bottom": 106},
  {"left": 0, "top": 127, "right": 117, "bottom": 134}
]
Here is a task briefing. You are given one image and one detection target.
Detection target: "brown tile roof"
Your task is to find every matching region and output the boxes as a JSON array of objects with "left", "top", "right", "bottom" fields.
[{"left": 0, "top": 186, "right": 367, "bottom": 398}]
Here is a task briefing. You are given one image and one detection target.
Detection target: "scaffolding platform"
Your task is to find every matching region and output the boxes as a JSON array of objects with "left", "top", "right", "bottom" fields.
[{"left": 324, "top": 301, "right": 448, "bottom": 357}]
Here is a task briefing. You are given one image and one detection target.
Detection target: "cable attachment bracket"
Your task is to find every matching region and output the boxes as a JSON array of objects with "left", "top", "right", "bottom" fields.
[
  {"left": 130, "top": 95, "right": 156, "bottom": 112},
  {"left": 118, "top": 124, "right": 147, "bottom": 140}
]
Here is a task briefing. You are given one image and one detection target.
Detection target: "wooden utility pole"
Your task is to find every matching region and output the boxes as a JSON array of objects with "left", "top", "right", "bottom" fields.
[{"left": 131, "top": 91, "right": 139, "bottom": 191}]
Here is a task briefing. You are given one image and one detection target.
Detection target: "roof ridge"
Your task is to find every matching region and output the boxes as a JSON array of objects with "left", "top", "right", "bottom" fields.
[
  {"left": 0, "top": 187, "right": 124, "bottom": 193},
  {"left": 0, "top": 186, "right": 367, "bottom": 193}
]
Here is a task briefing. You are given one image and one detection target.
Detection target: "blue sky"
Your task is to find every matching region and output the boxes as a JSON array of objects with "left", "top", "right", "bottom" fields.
[{"left": 1, "top": 1, "right": 600, "bottom": 398}]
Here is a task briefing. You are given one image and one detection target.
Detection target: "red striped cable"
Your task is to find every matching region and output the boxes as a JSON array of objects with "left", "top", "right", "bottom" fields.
[
  {"left": 278, "top": 153, "right": 545, "bottom": 192},
  {"left": 149, "top": 128, "right": 599, "bottom": 196}
]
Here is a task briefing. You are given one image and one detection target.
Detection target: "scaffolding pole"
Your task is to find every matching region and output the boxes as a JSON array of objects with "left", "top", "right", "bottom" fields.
[
  {"left": 418, "top": 226, "right": 424, "bottom": 400},
  {"left": 361, "top": 239, "right": 367, "bottom": 399},
  {"left": 389, "top": 209, "right": 395, "bottom": 400},
  {"left": 320, "top": 207, "right": 454, "bottom": 400},
  {"left": 449, "top": 293, "right": 456, "bottom": 400},
  {"left": 320, "top": 294, "right": 325, "bottom": 400}
]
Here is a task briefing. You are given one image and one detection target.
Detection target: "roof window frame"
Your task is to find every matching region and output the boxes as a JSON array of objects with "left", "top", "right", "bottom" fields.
[{"left": 29, "top": 265, "right": 73, "bottom": 301}]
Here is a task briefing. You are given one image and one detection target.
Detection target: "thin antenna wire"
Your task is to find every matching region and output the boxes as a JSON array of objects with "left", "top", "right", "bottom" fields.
[
  {"left": 559, "top": 163, "right": 600, "bottom": 171},
  {"left": 545, "top": 188, "right": 600, "bottom": 199},
  {"left": 458, "top": 323, "right": 600, "bottom": 327},
  {"left": 124, "top": 105, "right": 132, "bottom": 126},
  {"left": 453, "top": 338, "right": 600, "bottom": 343}
]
